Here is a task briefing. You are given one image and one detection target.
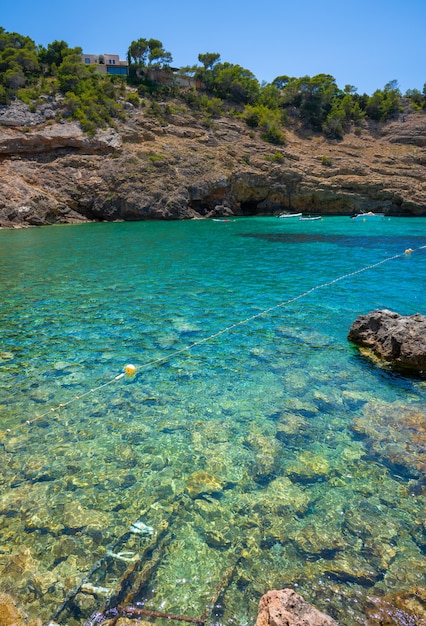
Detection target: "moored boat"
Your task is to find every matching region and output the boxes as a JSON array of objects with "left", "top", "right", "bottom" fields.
[
  {"left": 350, "top": 211, "right": 384, "bottom": 221},
  {"left": 277, "top": 212, "right": 302, "bottom": 219},
  {"left": 299, "top": 215, "right": 322, "bottom": 221}
]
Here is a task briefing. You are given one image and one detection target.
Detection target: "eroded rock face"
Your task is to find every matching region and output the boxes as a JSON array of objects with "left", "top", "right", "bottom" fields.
[
  {"left": 255, "top": 589, "right": 338, "bottom": 626},
  {"left": 348, "top": 309, "right": 426, "bottom": 374},
  {"left": 0, "top": 123, "right": 121, "bottom": 155},
  {"left": 1, "top": 100, "right": 426, "bottom": 228}
]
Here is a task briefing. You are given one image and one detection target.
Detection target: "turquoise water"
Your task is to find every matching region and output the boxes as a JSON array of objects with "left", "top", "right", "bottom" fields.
[{"left": 0, "top": 217, "right": 425, "bottom": 625}]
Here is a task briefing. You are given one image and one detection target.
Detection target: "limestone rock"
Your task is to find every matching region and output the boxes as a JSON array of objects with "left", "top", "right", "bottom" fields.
[
  {"left": 254, "top": 477, "right": 311, "bottom": 515},
  {"left": 0, "top": 122, "right": 121, "bottom": 155},
  {"left": 255, "top": 588, "right": 338, "bottom": 626},
  {"left": 287, "top": 451, "right": 330, "bottom": 483},
  {"left": 1, "top": 100, "right": 426, "bottom": 229},
  {"left": 0, "top": 593, "right": 24, "bottom": 626},
  {"left": 0, "top": 591, "right": 41, "bottom": 626},
  {"left": 348, "top": 309, "right": 426, "bottom": 373},
  {"left": 351, "top": 400, "right": 426, "bottom": 475},
  {"left": 381, "top": 117, "right": 426, "bottom": 146},
  {"left": 365, "top": 586, "right": 426, "bottom": 625},
  {"left": 0, "top": 98, "right": 58, "bottom": 127},
  {"left": 186, "top": 470, "right": 224, "bottom": 498}
]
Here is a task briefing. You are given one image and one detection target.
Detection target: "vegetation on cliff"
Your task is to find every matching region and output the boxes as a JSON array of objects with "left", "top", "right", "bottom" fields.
[{"left": 1, "top": 26, "right": 426, "bottom": 140}]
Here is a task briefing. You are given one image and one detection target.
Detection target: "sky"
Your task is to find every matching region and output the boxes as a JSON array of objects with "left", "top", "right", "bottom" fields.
[{"left": 2, "top": 0, "right": 425, "bottom": 96}]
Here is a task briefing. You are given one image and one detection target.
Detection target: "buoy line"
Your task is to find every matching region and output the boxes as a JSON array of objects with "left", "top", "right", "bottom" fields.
[{"left": 1, "top": 244, "right": 424, "bottom": 440}]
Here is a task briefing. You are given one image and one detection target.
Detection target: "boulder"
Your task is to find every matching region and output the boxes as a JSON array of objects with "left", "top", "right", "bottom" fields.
[
  {"left": 255, "top": 589, "right": 338, "bottom": 626},
  {"left": 348, "top": 309, "right": 426, "bottom": 374},
  {"left": 0, "top": 122, "right": 121, "bottom": 155}
]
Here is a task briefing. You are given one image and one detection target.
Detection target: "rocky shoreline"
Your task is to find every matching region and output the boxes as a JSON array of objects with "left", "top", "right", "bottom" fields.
[
  {"left": 1, "top": 100, "right": 426, "bottom": 228},
  {"left": 2, "top": 585, "right": 426, "bottom": 626},
  {"left": 2, "top": 588, "right": 339, "bottom": 626},
  {"left": 348, "top": 309, "right": 426, "bottom": 374}
]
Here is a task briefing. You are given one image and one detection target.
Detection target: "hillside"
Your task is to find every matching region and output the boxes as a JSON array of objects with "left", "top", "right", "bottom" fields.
[{"left": 1, "top": 96, "right": 426, "bottom": 228}]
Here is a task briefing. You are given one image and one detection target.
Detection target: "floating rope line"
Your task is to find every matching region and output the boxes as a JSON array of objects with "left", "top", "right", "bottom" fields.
[
  {"left": 1, "top": 244, "right": 424, "bottom": 440},
  {"left": 0, "top": 372, "right": 126, "bottom": 439}
]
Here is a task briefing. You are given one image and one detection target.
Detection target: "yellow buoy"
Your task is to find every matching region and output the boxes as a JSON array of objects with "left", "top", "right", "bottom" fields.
[
  {"left": 405, "top": 248, "right": 413, "bottom": 254},
  {"left": 125, "top": 364, "right": 136, "bottom": 376}
]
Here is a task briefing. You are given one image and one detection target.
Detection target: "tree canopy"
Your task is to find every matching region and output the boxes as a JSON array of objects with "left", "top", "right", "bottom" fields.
[
  {"left": 0, "top": 28, "right": 39, "bottom": 102},
  {"left": 127, "top": 38, "right": 172, "bottom": 67},
  {"left": 0, "top": 26, "right": 424, "bottom": 138}
]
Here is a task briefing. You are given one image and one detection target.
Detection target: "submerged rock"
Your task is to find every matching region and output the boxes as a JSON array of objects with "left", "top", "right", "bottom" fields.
[
  {"left": 0, "top": 591, "right": 41, "bottom": 626},
  {"left": 185, "top": 470, "right": 224, "bottom": 498},
  {"left": 352, "top": 400, "right": 426, "bottom": 475},
  {"left": 348, "top": 309, "right": 426, "bottom": 374},
  {"left": 255, "top": 588, "right": 338, "bottom": 626},
  {"left": 365, "top": 586, "right": 426, "bottom": 625},
  {"left": 0, "top": 593, "right": 23, "bottom": 626},
  {"left": 286, "top": 451, "right": 330, "bottom": 483},
  {"left": 289, "top": 522, "right": 346, "bottom": 557}
]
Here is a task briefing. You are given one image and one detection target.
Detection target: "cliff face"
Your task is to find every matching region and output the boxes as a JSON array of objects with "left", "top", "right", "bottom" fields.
[{"left": 1, "top": 99, "right": 426, "bottom": 227}]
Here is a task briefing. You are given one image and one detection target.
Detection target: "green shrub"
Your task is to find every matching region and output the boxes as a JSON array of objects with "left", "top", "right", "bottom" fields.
[
  {"left": 261, "top": 126, "right": 286, "bottom": 145},
  {"left": 126, "top": 93, "right": 140, "bottom": 107},
  {"left": 243, "top": 104, "right": 286, "bottom": 145},
  {"left": 265, "top": 151, "right": 285, "bottom": 163}
]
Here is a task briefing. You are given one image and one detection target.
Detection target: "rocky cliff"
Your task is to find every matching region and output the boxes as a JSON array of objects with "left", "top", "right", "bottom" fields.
[{"left": 1, "top": 98, "right": 426, "bottom": 228}]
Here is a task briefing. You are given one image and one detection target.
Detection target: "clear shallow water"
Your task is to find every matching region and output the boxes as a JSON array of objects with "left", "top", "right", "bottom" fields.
[{"left": 0, "top": 217, "right": 425, "bottom": 625}]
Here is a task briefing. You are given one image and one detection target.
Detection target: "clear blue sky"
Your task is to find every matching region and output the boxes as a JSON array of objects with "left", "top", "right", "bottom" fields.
[{"left": 2, "top": 0, "right": 425, "bottom": 96}]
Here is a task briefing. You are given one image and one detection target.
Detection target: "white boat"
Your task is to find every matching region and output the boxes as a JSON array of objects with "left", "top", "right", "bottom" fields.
[
  {"left": 350, "top": 211, "right": 384, "bottom": 221},
  {"left": 277, "top": 212, "right": 302, "bottom": 219},
  {"left": 299, "top": 215, "right": 322, "bottom": 221}
]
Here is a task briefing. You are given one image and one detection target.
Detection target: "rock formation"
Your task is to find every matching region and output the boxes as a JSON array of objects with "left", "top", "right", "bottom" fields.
[
  {"left": 1, "top": 99, "right": 426, "bottom": 228},
  {"left": 0, "top": 591, "right": 41, "bottom": 626},
  {"left": 348, "top": 309, "right": 426, "bottom": 373},
  {"left": 255, "top": 589, "right": 338, "bottom": 626}
]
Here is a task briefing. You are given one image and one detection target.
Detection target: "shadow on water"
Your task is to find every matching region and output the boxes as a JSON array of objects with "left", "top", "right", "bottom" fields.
[{"left": 238, "top": 232, "right": 426, "bottom": 248}]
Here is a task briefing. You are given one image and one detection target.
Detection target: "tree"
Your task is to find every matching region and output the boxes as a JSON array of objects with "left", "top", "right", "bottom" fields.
[
  {"left": 127, "top": 38, "right": 172, "bottom": 67},
  {"left": 38, "top": 40, "right": 70, "bottom": 74},
  {"left": 202, "top": 61, "right": 260, "bottom": 103},
  {"left": 405, "top": 88, "right": 424, "bottom": 109},
  {"left": 57, "top": 47, "right": 88, "bottom": 93},
  {"left": 243, "top": 104, "right": 286, "bottom": 144},
  {"left": 272, "top": 75, "right": 291, "bottom": 90},
  {"left": 366, "top": 82, "right": 401, "bottom": 121},
  {"left": 128, "top": 38, "right": 149, "bottom": 65},
  {"left": 0, "top": 28, "right": 40, "bottom": 100},
  {"left": 198, "top": 52, "right": 220, "bottom": 70},
  {"left": 258, "top": 83, "right": 281, "bottom": 109},
  {"left": 384, "top": 79, "right": 400, "bottom": 94},
  {"left": 4, "top": 66, "right": 26, "bottom": 90},
  {"left": 283, "top": 74, "right": 340, "bottom": 130},
  {"left": 2, "top": 48, "right": 39, "bottom": 74},
  {"left": 148, "top": 47, "right": 172, "bottom": 68}
]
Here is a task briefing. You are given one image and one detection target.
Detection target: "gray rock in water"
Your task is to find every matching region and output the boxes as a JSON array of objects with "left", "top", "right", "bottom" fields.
[
  {"left": 255, "top": 589, "right": 338, "bottom": 626},
  {"left": 348, "top": 309, "right": 426, "bottom": 374}
]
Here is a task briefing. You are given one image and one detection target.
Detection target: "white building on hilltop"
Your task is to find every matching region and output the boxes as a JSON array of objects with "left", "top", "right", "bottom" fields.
[{"left": 82, "top": 53, "right": 128, "bottom": 75}]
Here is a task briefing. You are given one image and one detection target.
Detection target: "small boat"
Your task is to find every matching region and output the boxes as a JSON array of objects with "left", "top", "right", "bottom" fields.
[
  {"left": 277, "top": 212, "right": 302, "bottom": 219},
  {"left": 350, "top": 211, "right": 384, "bottom": 221},
  {"left": 299, "top": 215, "right": 322, "bottom": 221}
]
